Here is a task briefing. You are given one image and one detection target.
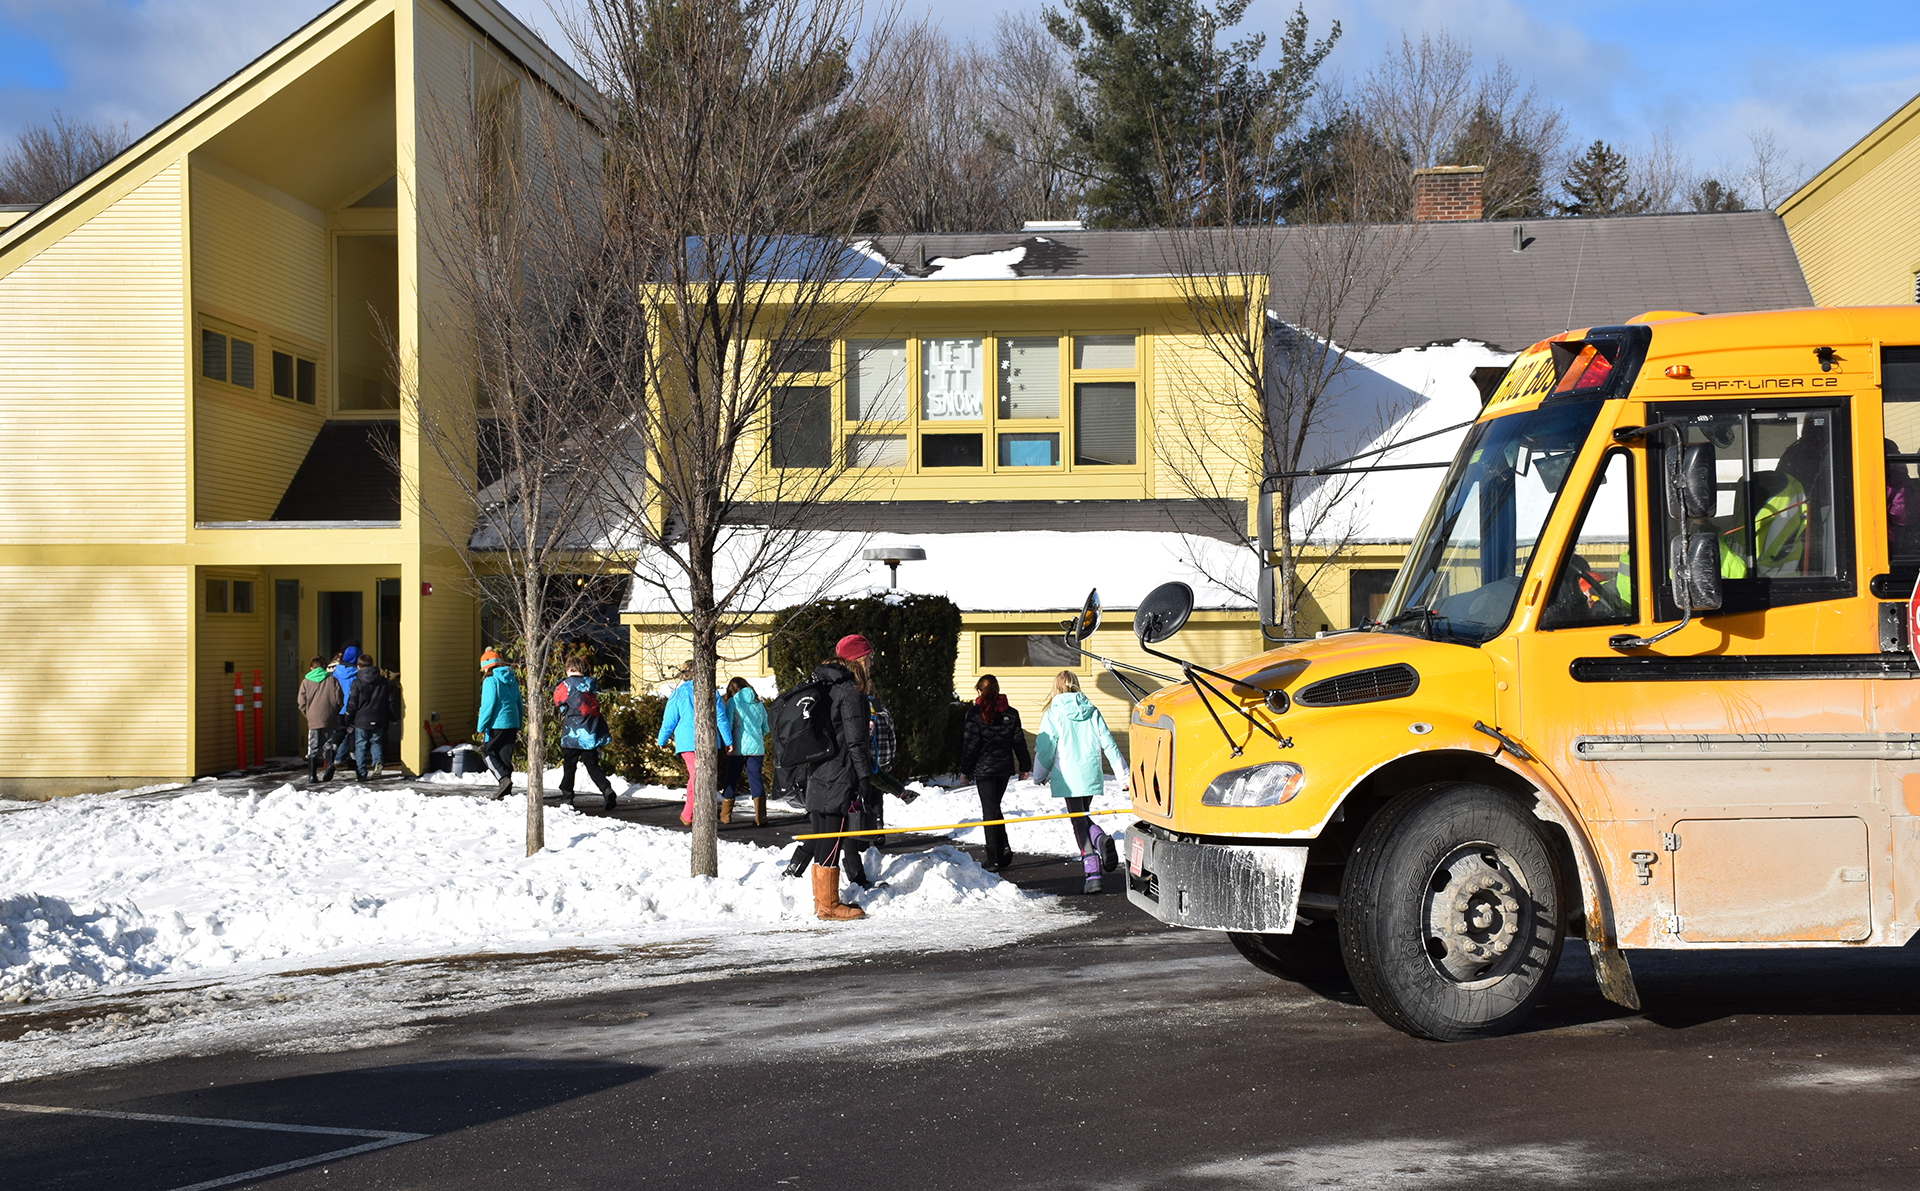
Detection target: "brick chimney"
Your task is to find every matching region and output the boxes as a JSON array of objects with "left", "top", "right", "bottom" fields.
[{"left": 1412, "top": 165, "right": 1485, "bottom": 222}]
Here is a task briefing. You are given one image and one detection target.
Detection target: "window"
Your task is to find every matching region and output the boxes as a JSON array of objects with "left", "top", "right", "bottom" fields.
[
  {"left": 1348, "top": 569, "right": 1398, "bottom": 628},
  {"left": 273, "top": 349, "right": 318, "bottom": 405},
  {"left": 777, "top": 330, "right": 1143, "bottom": 473},
  {"left": 1650, "top": 401, "right": 1853, "bottom": 616},
  {"left": 336, "top": 234, "right": 400, "bottom": 410},
  {"left": 980, "top": 633, "right": 1080, "bottom": 669},
  {"left": 1541, "top": 451, "right": 1636, "bottom": 629},
  {"left": 1885, "top": 347, "right": 1920, "bottom": 572},
  {"left": 771, "top": 384, "right": 831, "bottom": 468},
  {"left": 1074, "top": 382, "right": 1136, "bottom": 465},
  {"left": 205, "top": 578, "right": 255, "bottom": 615},
  {"left": 201, "top": 327, "right": 257, "bottom": 390}
]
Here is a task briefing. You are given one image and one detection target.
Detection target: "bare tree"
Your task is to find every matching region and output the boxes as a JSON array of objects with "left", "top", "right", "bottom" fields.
[
  {"left": 0, "top": 111, "right": 130, "bottom": 204},
  {"left": 872, "top": 25, "right": 1021, "bottom": 232},
  {"left": 1739, "top": 127, "right": 1802, "bottom": 209},
  {"left": 1304, "top": 34, "right": 1565, "bottom": 221},
  {"left": 1629, "top": 128, "right": 1691, "bottom": 214},
  {"left": 983, "top": 12, "right": 1081, "bottom": 222},
  {"left": 1150, "top": 20, "right": 1428, "bottom": 637},
  {"left": 566, "top": 0, "right": 913, "bottom": 877},
  {"left": 402, "top": 55, "right": 637, "bottom": 855}
]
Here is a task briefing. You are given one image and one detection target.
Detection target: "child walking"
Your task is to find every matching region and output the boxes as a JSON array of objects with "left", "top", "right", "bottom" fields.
[{"left": 1030, "top": 671, "right": 1125, "bottom": 893}]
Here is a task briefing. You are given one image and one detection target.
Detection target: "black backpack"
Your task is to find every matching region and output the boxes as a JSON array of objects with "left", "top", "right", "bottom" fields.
[{"left": 768, "top": 678, "right": 840, "bottom": 798}]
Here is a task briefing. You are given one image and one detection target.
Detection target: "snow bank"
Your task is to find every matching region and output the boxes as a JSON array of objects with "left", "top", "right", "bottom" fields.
[
  {"left": 891, "top": 775, "right": 1131, "bottom": 857},
  {"left": 0, "top": 786, "right": 1047, "bottom": 1000}
]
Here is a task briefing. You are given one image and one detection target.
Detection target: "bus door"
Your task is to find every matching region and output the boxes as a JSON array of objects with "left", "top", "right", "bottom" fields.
[{"left": 1519, "top": 397, "right": 1884, "bottom": 944}]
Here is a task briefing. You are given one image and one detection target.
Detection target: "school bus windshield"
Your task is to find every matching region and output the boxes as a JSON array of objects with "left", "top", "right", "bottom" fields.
[{"left": 1378, "top": 399, "right": 1603, "bottom": 644}]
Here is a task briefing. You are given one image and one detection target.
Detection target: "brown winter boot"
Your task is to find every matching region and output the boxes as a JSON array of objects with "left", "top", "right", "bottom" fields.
[
  {"left": 811, "top": 864, "right": 865, "bottom": 921},
  {"left": 719, "top": 797, "right": 733, "bottom": 824},
  {"left": 754, "top": 797, "right": 766, "bottom": 826}
]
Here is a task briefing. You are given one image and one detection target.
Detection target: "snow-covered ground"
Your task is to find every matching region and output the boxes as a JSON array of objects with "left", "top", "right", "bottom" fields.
[{"left": 0, "top": 782, "right": 1084, "bottom": 1080}]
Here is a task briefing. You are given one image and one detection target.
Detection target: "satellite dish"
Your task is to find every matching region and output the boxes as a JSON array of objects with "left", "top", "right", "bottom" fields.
[
  {"left": 1134, "top": 582, "right": 1194, "bottom": 645},
  {"left": 1067, "top": 589, "right": 1102, "bottom": 645}
]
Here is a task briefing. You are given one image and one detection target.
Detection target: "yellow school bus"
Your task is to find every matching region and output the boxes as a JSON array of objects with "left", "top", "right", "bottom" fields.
[{"left": 1102, "top": 307, "right": 1920, "bottom": 1040}]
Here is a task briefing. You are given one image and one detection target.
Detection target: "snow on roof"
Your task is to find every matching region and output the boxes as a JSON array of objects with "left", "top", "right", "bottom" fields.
[
  {"left": 1292, "top": 340, "right": 1515, "bottom": 544},
  {"left": 624, "top": 529, "right": 1254, "bottom": 617},
  {"left": 923, "top": 245, "right": 1027, "bottom": 280}
]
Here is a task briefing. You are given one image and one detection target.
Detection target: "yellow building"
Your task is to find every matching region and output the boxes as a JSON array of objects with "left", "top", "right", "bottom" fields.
[
  {"left": 0, "top": 0, "right": 594, "bottom": 795},
  {"left": 1779, "top": 89, "right": 1920, "bottom": 307}
]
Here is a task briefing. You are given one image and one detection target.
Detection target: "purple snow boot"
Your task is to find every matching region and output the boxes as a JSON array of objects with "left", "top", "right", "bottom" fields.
[
  {"left": 1089, "top": 823, "right": 1119, "bottom": 873},
  {"left": 1082, "top": 853, "right": 1103, "bottom": 895}
]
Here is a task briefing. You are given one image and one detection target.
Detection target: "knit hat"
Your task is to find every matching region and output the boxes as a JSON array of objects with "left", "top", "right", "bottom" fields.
[
  {"left": 835, "top": 634, "right": 873, "bottom": 662},
  {"left": 480, "top": 648, "right": 503, "bottom": 672},
  {"left": 342, "top": 645, "right": 360, "bottom": 665}
]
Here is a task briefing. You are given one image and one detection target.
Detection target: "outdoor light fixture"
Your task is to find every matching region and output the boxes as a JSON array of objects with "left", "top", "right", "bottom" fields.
[{"left": 861, "top": 545, "right": 926, "bottom": 588}]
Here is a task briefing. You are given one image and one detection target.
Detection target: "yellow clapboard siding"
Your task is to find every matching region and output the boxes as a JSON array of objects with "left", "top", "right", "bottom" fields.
[
  {"left": 193, "top": 391, "right": 326, "bottom": 521},
  {"left": 0, "top": 566, "right": 191, "bottom": 775},
  {"left": 417, "top": 570, "right": 478, "bottom": 741},
  {"left": 1780, "top": 95, "right": 1920, "bottom": 308},
  {"left": 0, "top": 162, "right": 186, "bottom": 544},
  {"left": 190, "top": 162, "right": 327, "bottom": 345}
]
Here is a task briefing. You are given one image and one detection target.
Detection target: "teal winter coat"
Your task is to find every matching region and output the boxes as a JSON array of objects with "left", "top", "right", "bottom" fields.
[
  {"left": 1032, "top": 692, "right": 1124, "bottom": 800},
  {"left": 656, "top": 679, "right": 734, "bottom": 753},
  {"left": 728, "top": 687, "right": 769, "bottom": 756},
  {"left": 476, "top": 667, "right": 523, "bottom": 736}
]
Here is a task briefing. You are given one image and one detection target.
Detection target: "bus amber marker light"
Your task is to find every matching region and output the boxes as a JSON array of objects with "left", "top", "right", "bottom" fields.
[{"left": 1664, "top": 363, "right": 1692, "bottom": 378}]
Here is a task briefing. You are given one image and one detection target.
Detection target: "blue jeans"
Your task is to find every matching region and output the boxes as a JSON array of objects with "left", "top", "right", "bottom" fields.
[
  {"left": 353, "top": 727, "right": 385, "bottom": 774},
  {"left": 722, "top": 753, "right": 765, "bottom": 802}
]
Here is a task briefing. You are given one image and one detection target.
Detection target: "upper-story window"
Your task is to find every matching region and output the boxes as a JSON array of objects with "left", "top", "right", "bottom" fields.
[
  {"left": 772, "top": 332, "right": 1144, "bottom": 473},
  {"left": 201, "top": 326, "right": 257, "bottom": 392}
]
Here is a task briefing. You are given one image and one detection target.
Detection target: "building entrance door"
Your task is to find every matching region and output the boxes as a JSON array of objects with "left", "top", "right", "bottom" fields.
[
  {"left": 275, "top": 580, "right": 300, "bottom": 755},
  {"left": 319, "top": 591, "right": 364, "bottom": 663}
]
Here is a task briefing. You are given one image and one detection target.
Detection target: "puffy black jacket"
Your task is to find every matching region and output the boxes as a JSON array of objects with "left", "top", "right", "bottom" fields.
[
  {"left": 343, "top": 669, "right": 392, "bottom": 730},
  {"left": 960, "top": 700, "right": 1030, "bottom": 778},
  {"left": 804, "top": 662, "right": 873, "bottom": 815}
]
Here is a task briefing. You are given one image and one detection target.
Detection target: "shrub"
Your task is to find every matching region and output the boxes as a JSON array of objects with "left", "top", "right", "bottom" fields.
[{"left": 767, "top": 593, "right": 963, "bottom": 777}]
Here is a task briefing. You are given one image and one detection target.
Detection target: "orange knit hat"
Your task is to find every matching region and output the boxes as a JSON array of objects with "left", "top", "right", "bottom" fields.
[{"left": 480, "top": 648, "right": 503, "bottom": 671}]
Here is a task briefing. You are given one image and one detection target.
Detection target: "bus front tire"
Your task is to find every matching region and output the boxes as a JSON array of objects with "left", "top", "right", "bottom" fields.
[
  {"left": 1338, "top": 783, "right": 1564, "bottom": 1041},
  {"left": 1228, "top": 919, "right": 1347, "bottom": 983}
]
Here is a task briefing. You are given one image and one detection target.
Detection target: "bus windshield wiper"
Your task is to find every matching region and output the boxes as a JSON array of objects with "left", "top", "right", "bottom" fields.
[{"left": 1382, "top": 606, "right": 1442, "bottom": 639}]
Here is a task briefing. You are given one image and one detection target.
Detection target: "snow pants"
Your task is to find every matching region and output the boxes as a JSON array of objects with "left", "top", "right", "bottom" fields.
[
  {"left": 975, "top": 775, "right": 1011, "bottom": 861},
  {"left": 483, "top": 729, "right": 517, "bottom": 781},
  {"left": 561, "top": 746, "right": 614, "bottom": 797}
]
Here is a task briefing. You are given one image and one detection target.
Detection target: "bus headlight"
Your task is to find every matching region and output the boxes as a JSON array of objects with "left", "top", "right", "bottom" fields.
[{"left": 1200, "top": 762, "right": 1304, "bottom": 808}]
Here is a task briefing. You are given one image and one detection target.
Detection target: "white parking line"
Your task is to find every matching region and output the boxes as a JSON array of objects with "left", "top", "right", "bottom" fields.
[{"left": 0, "top": 1100, "right": 429, "bottom": 1191}]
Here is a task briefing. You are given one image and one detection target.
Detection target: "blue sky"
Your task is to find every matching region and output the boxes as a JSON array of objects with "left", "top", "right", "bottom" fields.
[{"left": 2, "top": 0, "right": 1916, "bottom": 196}]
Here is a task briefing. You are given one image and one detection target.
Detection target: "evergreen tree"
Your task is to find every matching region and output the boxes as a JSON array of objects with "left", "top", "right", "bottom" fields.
[
  {"left": 1689, "top": 176, "right": 1744, "bottom": 213},
  {"left": 1556, "top": 140, "right": 1646, "bottom": 217},
  {"left": 1045, "top": 0, "right": 1336, "bottom": 227},
  {"left": 1444, "top": 101, "right": 1550, "bottom": 218}
]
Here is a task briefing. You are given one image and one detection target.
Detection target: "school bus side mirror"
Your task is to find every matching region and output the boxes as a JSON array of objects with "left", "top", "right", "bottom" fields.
[
  {"left": 1136, "top": 582, "right": 1195, "bottom": 645},
  {"left": 1677, "top": 442, "right": 1716, "bottom": 518},
  {"left": 1672, "top": 532, "right": 1724, "bottom": 612}
]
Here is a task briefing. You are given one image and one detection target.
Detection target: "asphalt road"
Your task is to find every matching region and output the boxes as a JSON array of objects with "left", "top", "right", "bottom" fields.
[{"left": 8, "top": 795, "right": 1920, "bottom": 1190}]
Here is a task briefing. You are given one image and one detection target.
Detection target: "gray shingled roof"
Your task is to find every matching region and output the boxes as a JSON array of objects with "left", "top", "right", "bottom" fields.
[{"left": 872, "top": 210, "right": 1812, "bottom": 354}]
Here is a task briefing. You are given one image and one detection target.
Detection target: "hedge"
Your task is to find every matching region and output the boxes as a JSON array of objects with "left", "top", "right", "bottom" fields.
[{"left": 768, "top": 593, "right": 963, "bottom": 778}]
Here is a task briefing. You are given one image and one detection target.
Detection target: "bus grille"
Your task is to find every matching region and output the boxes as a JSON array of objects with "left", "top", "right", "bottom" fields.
[{"left": 1293, "top": 663, "right": 1420, "bottom": 707}]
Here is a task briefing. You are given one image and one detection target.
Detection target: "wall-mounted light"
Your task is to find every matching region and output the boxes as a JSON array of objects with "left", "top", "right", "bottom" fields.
[{"left": 421, "top": 581, "right": 434, "bottom": 596}]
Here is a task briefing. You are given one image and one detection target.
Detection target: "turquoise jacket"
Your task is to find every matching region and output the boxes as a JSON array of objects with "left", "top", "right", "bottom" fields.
[
  {"left": 656, "top": 679, "right": 734, "bottom": 753},
  {"left": 476, "top": 667, "right": 523, "bottom": 736},
  {"left": 729, "top": 687, "right": 769, "bottom": 756},
  {"left": 1032, "top": 693, "right": 1124, "bottom": 800}
]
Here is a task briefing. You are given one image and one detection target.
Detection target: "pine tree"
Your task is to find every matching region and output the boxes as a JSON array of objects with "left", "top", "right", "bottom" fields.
[
  {"left": 1689, "top": 176, "right": 1744, "bottom": 212},
  {"left": 1045, "top": 0, "right": 1337, "bottom": 228},
  {"left": 1556, "top": 139, "right": 1646, "bottom": 217}
]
